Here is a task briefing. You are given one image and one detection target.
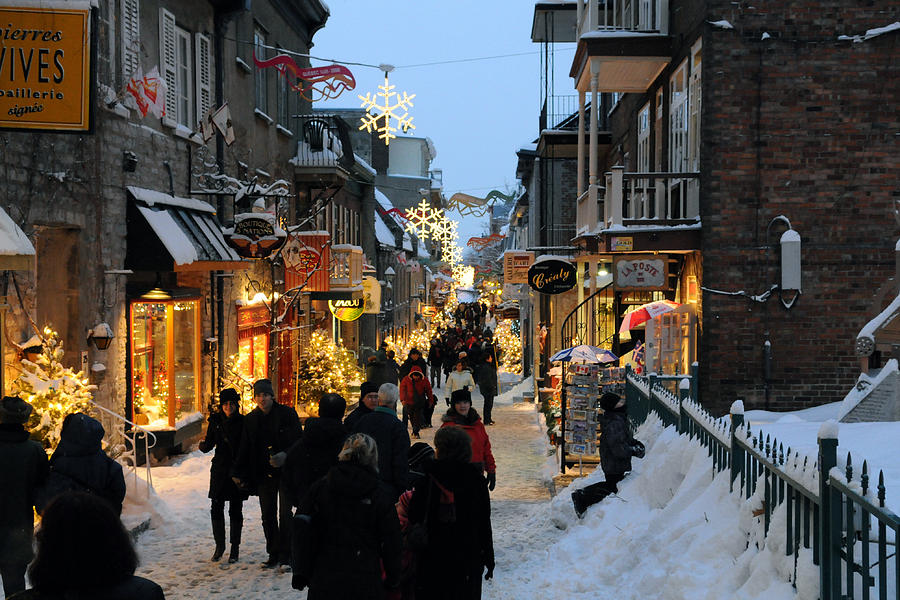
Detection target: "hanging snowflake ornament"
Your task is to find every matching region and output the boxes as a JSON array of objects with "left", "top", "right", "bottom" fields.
[
  {"left": 442, "top": 242, "right": 463, "bottom": 265},
  {"left": 433, "top": 217, "right": 459, "bottom": 245},
  {"left": 403, "top": 199, "right": 436, "bottom": 240},
  {"left": 359, "top": 64, "right": 415, "bottom": 146}
]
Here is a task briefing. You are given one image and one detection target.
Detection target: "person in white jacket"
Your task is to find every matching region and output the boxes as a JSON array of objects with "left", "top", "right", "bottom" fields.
[{"left": 444, "top": 359, "right": 476, "bottom": 405}]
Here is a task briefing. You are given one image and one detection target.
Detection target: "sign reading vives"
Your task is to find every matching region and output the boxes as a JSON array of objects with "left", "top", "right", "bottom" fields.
[{"left": 0, "top": 2, "right": 93, "bottom": 131}]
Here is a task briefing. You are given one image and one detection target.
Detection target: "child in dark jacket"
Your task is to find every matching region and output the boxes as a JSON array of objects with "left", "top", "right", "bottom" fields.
[{"left": 572, "top": 393, "right": 643, "bottom": 517}]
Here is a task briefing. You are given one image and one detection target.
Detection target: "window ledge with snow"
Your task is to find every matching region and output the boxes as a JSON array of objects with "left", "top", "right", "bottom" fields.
[
  {"left": 276, "top": 124, "right": 293, "bottom": 137},
  {"left": 254, "top": 108, "right": 274, "bottom": 125},
  {"left": 173, "top": 124, "right": 203, "bottom": 144}
]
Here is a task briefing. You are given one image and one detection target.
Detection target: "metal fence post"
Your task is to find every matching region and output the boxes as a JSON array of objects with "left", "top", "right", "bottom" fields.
[
  {"left": 648, "top": 372, "right": 658, "bottom": 424},
  {"left": 818, "top": 428, "right": 840, "bottom": 600},
  {"left": 730, "top": 400, "right": 745, "bottom": 494},
  {"left": 625, "top": 364, "right": 642, "bottom": 424},
  {"left": 690, "top": 362, "right": 699, "bottom": 405},
  {"left": 679, "top": 378, "right": 690, "bottom": 435}
]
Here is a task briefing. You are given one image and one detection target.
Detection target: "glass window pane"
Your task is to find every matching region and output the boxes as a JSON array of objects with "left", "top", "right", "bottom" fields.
[
  {"left": 252, "top": 333, "right": 268, "bottom": 380},
  {"left": 173, "top": 301, "right": 198, "bottom": 419},
  {"left": 131, "top": 302, "right": 169, "bottom": 424}
]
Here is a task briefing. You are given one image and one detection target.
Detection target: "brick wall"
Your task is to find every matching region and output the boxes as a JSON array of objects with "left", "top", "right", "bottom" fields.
[{"left": 700, "top": 2, "right": 899, "bottom": 413}]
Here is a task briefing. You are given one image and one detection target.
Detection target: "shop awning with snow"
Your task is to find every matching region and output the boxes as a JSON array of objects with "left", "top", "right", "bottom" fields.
[
  {"left": 125, "top": 186, "right": 248, "bottom": 272},
  {"left": 0, "top": 206, "right": 35, "bottom": 271}
]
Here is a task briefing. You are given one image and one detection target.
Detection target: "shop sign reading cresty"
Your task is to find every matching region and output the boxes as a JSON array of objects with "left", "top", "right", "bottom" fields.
[
  {"left": 613, "top": 255, "right": 668, "bottom": 291},
  {"left": 328, "top": 298, "right": 365, "bottom": 322},
  {"left": 527, "top": 259, "right": 576, "bottom": 295},
  {"left": 0, "top": 2, "right": 93, "bottom": 131}
]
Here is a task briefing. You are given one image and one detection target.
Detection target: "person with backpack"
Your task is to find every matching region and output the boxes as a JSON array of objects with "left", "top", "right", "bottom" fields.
[
  {"left": 291, "top": 433, "right": 402, "bottom": 600},
  {"left": 571, "top": 392, "right": 645, "bottom": 517},
  {"left": 406, "top": 425, "right": 494, "bottom": 600},
  {"left": 197, "top": 389, "right": 247, "bottom": 563}
]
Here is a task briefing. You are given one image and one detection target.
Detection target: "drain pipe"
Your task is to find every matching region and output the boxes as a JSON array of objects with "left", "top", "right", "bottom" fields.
[{"left": 162, "top": 161, "right": 175, "bottom": 196}]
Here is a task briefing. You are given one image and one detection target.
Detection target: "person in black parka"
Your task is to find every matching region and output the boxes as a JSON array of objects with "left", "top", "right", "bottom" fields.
[
  {"left": 398, "top": 348, "right": 428, "bottom": 382},
  {"left": 0, "top": 396, "right": 49, "bottom": 598},
  {"left": 352, "top": 383, "right": 410, "bottom": 503},
  {"left": 284, "top": 392, "right": 347, "bottom": 508},
  {"left": 407, "top": 425, "right": 494, "bottom": 600},
  {"left": 197, "top": 389, "right": 247, "bottom": 563},
  {"left": 10, "top": 491, "right": 165, "bottom": 600},
  {"left": 477, "top": 353, "right": 499, "bottom": 426},
  {"left": 571, "top": 392, "right": 641, "bottom": 517},
  {"left": 231, "top": 379, "right": 303, "bottom": 567},
  {"left": 344, "top": 381, "right": 380, "bottom": 432},
  {"left": 291, "top": 433, "right": 402, "bottom": 600},
  {"left": 36, "top": 412, "right": 126, "bottom": 517}
]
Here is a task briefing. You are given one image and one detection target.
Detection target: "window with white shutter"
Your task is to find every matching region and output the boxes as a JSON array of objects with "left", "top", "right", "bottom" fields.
[
  {"left": 687, "top": 40, "right": 702, "bottom": 173},
  {"left": 174, "top": 27, "right": 193, "bottom": 127},
  {"left": 121, "top": 0, "right": 140, "bottom": 80},
  {"left": 159, "top": 8, "right": 177, "bottom": 125},
  {"left": 195, "top": 32, "right": 212, "bottom": 126}
]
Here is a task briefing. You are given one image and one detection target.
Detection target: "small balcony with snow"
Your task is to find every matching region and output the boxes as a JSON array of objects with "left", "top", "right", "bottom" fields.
[
  {"left": 602, "top": 166, "right": 700, "bottom": 230},
  {"left": 330, "top": 244, "right": 363, "bottom": 291},
  {"left": 290, "top": 114, "right": 355, "bottom": 184},
  {"left": 572, "top": 0, "right": 672, "bottom": 94}
]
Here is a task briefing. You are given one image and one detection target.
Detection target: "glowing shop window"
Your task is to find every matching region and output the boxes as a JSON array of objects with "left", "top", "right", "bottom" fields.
[
  {"left": 238, "top": 333, "right": 268, "bottom": 381},
  {"left": 131, "top": 299, "right": 200, "bottom": 427}
]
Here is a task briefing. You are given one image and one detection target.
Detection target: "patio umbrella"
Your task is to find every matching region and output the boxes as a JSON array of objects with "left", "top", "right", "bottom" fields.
[
  {"left": 549, "top": 344, "right": 618, "bottom": 364},
  {"left": 619, "top": 300, "right": 681, "bottom": 334}
]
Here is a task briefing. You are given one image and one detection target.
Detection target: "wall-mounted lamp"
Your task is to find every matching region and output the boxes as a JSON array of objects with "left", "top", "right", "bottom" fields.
[
  {"left": 87, "top": 322, "right": 114, "bottom": 351},
  {"left": 769, "top": 215, "right": 801, "bottom": 309},
  {"left": 123, "top": 151, "right": 137, "bottom": 173}
]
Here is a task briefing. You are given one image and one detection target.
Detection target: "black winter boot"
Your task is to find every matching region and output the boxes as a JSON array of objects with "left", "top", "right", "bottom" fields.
[
  {"left": 211, "top": 519, "right": 226, "bottom": 561},
  {"left": 228, "top": 512, "right": 242, "bottom": 563}
]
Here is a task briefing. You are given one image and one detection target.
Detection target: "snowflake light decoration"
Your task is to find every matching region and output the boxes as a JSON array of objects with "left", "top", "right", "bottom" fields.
[
  {"left": 433, "top": 217, "right": 459, "bottom": 245},
  {"left": 403, "top": 199, "right": 440, "bottom": 240},
  {"left": 442, "top": 242, "right": 462, "bottom": 265},
  {"left": 359, "top": 67, "right": 415, "bottom": 146}
]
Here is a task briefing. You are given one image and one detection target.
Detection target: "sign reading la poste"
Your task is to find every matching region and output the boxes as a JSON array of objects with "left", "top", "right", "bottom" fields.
[
  {"left": 0, "top": 2, "right": 93, "bottom": 131},
  {"left": 527, "top": 258, "right": 576, "bottom": 295}
]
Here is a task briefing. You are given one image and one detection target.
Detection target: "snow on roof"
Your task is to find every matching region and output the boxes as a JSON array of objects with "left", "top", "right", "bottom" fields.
[
  {"left": 595, "top": 221, "right": 702, "bottom": 235},
  {"left": 417, "top": 242, "right": 431, "bottom": 260},
  {"left": 533, "top": 254, "right": 572, "bottom": 265},
  {"left": 127, "top": 186, "right": 215, "bottom": 213},
  {"left": 0, "top": 205, "right": 35, "bottom": 257},
  {"left": 838, "top": 21, "right": 900, "bottom": 43},
  {"left": 838, "top": 359, "right": 898, "bottom": 420},
  {"left": 374, "top": 211, "right": 397, "bottom": 247},
  {"left": 402, "top": 232, "right": 413, "bottom": 252},
  {"left": 354, "top": 153, "right": 376, "bottom": 175},
  {"left": 136, "top": 205, "right": 199, "bottom": 265}
]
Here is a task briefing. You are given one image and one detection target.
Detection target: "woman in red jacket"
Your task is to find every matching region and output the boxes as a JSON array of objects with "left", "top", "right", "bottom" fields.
[
  {"left": 399, "top": 366, "right": 433, "bottom": 439},
  {"left": 440, "top": 389, "right": 496, "bottom": 492}
]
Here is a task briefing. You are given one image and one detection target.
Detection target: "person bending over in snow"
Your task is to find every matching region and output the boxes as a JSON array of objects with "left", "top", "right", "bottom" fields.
[{"left": 572, "top": 392, "right": 644, "bottom": 517}]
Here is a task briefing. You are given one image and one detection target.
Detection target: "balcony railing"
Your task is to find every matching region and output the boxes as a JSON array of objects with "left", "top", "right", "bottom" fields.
[
  {"left": 330, "top": 244, "right": 363, "bottom": 289},
  {"left": 577, "top": 0, "right": 669, "bottom": 36},
  {"left": 604, "top": 166, "right": 699, "bottom": 228},
  {"left": 575, "top": 185, "right": 601, "bottom": 236}
]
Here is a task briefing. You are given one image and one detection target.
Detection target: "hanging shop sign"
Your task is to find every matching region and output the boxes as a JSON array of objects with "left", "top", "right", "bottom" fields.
[
  {"left": 328, "top": 298, "right": 365, "bottom": 322},
  {"left": 527, "top": 258, "right": 576, "bottom": 295},
  {"left": 421, "top": 305, "right": 437, "bottom": 318},
  {"left": 613, "top": 255, "right": 669, "bottom": 291},
  {"left": 503, "top": 251, "right": 534, "bottom": 285},
  {"left": 362, "top": 276, "right": 381, "bottom": 314},
  {"left": 284, "top": 231, "right": 330, "bottom": 292},
  {"left": 0, "top": 2, "right": 93, "bottom": 131},
  {"left": 225, "top": 213, "right": 287, "bottom": 259},
  {"left": 610, "top": 236, "right": 634, "bottom": 252}
]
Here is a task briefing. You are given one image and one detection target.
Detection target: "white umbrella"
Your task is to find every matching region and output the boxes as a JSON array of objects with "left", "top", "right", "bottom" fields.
[{"left": 549, "top": 344, "right": 618, "bottom": 364}]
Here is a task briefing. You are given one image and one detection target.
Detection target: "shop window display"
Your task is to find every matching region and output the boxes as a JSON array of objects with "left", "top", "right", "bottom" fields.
[{"left": 131, "top": 299, "right": 201, "bottom": 427}]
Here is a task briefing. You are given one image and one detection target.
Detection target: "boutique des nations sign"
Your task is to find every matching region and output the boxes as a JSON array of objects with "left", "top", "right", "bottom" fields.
[
  {"left": 0, "top": 2, "right": 93, "bottom": 131},
  {"left": 527, "top": 257, "right": 576, "bottom": 295}
]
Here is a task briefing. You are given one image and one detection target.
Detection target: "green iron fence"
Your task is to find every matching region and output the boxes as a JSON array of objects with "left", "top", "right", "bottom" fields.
[{"left": 625, "top": 365, "right": 899, "bottom": 600}]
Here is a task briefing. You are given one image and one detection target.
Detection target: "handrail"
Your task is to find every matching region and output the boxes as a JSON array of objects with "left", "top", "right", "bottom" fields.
[{"left": 89, "top": 400, "right": 156, "bottom": 495}]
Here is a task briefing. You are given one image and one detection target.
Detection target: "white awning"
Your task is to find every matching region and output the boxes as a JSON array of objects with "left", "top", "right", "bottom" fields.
[{"left": 0, "top": 206, "right": 35, "bottom": 270}]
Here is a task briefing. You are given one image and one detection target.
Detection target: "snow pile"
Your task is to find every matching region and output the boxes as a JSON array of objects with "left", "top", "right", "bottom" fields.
[
  {"left": 488, "top": 414, "right": 816, "bottom": 600},
  {"left": 496, "top": 374, "right": 534, "bottom": 406}
]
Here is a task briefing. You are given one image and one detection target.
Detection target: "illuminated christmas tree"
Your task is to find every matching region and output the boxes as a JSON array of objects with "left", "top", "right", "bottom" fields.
[
  {"left": 11, "top": 327, "right": 97, "bottom": 451},
  {"left": 296, "top": 331, "right": 360, "bottom": 413},
  {"left": 494, "top": 319, "right": 522, "bottom": 374}
]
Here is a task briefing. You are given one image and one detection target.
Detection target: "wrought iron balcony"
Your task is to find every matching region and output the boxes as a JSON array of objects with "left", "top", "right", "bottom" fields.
[{"left": 577, "top": 0, "right": 668, "bottom": 36}]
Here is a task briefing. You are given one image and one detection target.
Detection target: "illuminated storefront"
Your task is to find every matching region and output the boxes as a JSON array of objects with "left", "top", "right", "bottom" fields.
[
  {"left": 237, "top": 304, "right": 269, "bottom": 383},
  {"left": 130, "top": 297, "right": 201, "bottom": 427}
]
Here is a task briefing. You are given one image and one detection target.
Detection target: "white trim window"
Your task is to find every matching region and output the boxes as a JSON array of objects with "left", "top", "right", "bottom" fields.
[
  {"left": 687, "top": 40, "right": 702, "bottom": 173},
  {"left": 654, "top": 88, "right": 664, "bottom": 169},
  {"left": 669, "top": 58, "right": 688, "bottom": 174},
  {"left": 159, "top": 8, "right": 211, "bottom": 129},
  {"left": 637, "top": 102, "right": 651, "bottom": 174},
  {"left": 121, "top": 0, "right": 140, "bottom": 80},
  {"left": 254, "top": 26, "right": 268, "bottom": 113}
]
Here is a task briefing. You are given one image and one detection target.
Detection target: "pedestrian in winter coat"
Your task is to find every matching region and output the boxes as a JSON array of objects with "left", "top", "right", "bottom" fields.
[
  {"left": 398, "top": 348, "right": 428, "bottom": 382},
  {"left": 441, "top": 389, "right": 496, "bottom": 491},
  {"left": 0, "top": 396, "right": 49, "bottom": 598},
  {"left": 571, "top": 393, "right": 642, "bottom": 517},
  {"left": 399, "top": 366, "right": 433, "bottom": 438},
  {"left": 385, "top": 351, "right": 401, "bottom": 386},
  {"left": 10, "top": 491, "right": 165, "bottom": 600},
  {"left": 407, "top": 425, "right": 494, "bottom": 600},
  {"left": 477, "top": 354, "right": 498, "bottom": 426},
  {"left": 445, "top": 360, "right": 476, "bottom": 405},
  {"left": 291, "top": 433, "right": 402, "bottom": 600},
  {"left": 351, "top": 383, "right": 410, "bottom": 502},
  {"left": 35, "top": 412, "right": 126, "bottom": 517},
  {"left": 231, "top": 379, "right": 302, "bottom": 567},
  {"left": 427, "top": 341, "right": 443, "bottom": 389},
  {"left": 344, "top": 381, "right": 380, "bottom": 432},
  {"left": 284, "top": 393, "right": 347, "bottom": 508},
  {"left": 197, "top": 389, "right": 247, "bottom": 563}
]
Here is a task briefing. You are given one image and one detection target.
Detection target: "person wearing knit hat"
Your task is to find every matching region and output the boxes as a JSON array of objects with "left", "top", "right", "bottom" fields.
[
  {"left": 441, "top": 388, "right": 497, "bottom": 492},
  {"left": 343, "top": 381, "right": 380, "bottom": 431},
  {"left": 231, "top": 379, "right": 302, "bottom": 568},
  {"left": 198, "top": 388, "right": 247, "bottom": 563},
  {"left": 0, "top": 396, "right": 49, "bottom": 595},
  {"left": 572, "top": 392, "right": 642, "bottom": 517}
]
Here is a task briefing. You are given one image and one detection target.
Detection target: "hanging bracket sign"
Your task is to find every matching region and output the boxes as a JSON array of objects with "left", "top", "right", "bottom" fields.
[
  {"left": 328, "top": 298, "right": 365, "bottom": 322},
  {"left": 527, "top": 258, "right": 576, "bottom": 295},
  {"left": 224, "top": 213, "right": 287, "bottom": 259}
]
